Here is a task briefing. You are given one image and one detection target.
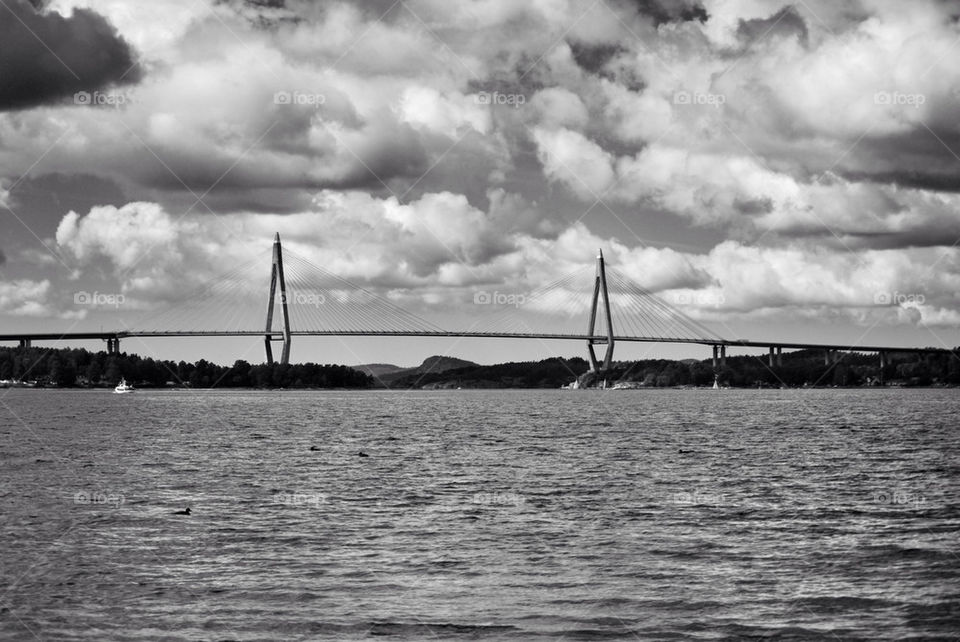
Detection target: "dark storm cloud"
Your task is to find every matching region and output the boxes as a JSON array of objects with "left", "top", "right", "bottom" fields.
[
  {"left": 0, "top": 173, "right": 128, "bottom": 252},
  {"left": 622, "top": 0, "right": 709, "bottom": 25},
  {"left": 131, "top": 117, "right": 429, "bottom": 195},
  {"left": 157, "top": 188, "right": 315, "bottom": 215},
  {"left": 938, "top": 0, "right": 960, "bottom": 22},
  {"left": 0, "top": 0, "right": 141, "bottom": 112},
  {"left": 233, "top": 0, "right": 286, "bottom": 7},
  {"left": 214, "top": 0, "right": 303, "bottom": 28},
  {"left": 856, "top": 227, "right": 960, "bottom": 250},
  {"left": 737, "top": 5, "right": 808, "bottom": 45},
  {"left": 847, "top": 170, "right": 960, "bottom": 194},
  {"left": 783, "top": 221, "right": 960, "bottom": 251},
  {"left": 216, "top": 0, "right": 405, "bottom": 28},
  {"left": 9, "top": 172, "right": 127, "bottom": 223},
  {"left": 569, "top": 42, "right": 627, "bottom": 76},
  {"left": 840, "top": 128, "right": 960, "bottom": 193},
  {"left": 0, "top": 248, "right": 6, "bottom": 267}
]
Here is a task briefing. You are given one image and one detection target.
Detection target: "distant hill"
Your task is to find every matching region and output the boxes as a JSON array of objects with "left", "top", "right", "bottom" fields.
[
  {"left": 352, "top": 363, "right": 405, "bottom": 378},
  {"left": 418, "top": 355, "right": 476, "bottom": 373},
  {"left": 389, "top": 357, "right": 590, "bottom": 389},
  {"left": 362, "top": 355, "right": 479, "bottom": 385}
]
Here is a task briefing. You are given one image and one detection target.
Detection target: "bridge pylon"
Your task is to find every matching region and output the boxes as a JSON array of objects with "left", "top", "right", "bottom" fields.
[
  {"left": 586, "top": 249, "right": 615, "bottom": 373},
  {"left": 264, "top": 233, "right": 292, "bottom": 365}
]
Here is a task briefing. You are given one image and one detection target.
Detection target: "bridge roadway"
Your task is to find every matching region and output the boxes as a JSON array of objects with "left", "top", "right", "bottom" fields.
[{"left": 0, "top": 330, "right": 951, "bottom": 355}]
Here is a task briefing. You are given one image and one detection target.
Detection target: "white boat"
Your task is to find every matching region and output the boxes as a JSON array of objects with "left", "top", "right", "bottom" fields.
[
  {"left": 712, "top": 375, "right": 720, "bottom": 390},
  {"left": 114, "top": 378, "right": 135, "bottom": 394}
]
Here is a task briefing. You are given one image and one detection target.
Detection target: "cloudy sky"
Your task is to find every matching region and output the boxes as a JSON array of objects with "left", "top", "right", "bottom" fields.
[{"left": 1, "top": 0, "right": 960, "bottom": 366}]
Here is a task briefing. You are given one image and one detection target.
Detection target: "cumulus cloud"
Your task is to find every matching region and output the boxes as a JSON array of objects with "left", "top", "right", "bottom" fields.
[
  {"left": 47, "top": 0, "right": 206, "bottom": 60},
  {"left": 0, "top": 279, "right": 50, "bottom": 316},
  {"left": 0, "top": 278, "right": 83, "bottom": 318},
  {"left": 532, "top": 135, "right": 960, "bottom": 250},
  {"left": 54, "top": 201, "right": 219, "bottom": 303},
  {"left": 53, "top": 192, "right": 518, "bottom": 299},
  {"left": 56, "top": 202, "right": 193, "bottom": 270},
  {"left": 0, "top": 0, "right": 141, "bottom": 111},
  {"left": 6, "top": 0, "right": 954, "bottom": 212},
  {"left": 46, "top": 195, "right": 960, "bottom": 334},
  {"left": 3, "top": 0, "right": 960, "bottom": 339},
  {"left": 533, "top": 127, "right": 615, "bottom": 199}
]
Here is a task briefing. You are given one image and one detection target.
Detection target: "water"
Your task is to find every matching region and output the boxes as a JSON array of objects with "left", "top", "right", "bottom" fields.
[{"left": 1, "top": 388, "right": 957, "bottom": 640}]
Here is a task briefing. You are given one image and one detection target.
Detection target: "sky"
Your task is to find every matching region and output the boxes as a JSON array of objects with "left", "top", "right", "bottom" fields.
[{"left": 1, "top": 0, "right": 960, "bottom": 367}]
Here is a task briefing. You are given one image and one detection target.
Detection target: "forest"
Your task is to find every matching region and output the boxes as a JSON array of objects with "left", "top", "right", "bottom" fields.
[
  {"left": 394, "top": 350, "right": 960, "bottom": 389},
  {"left": 0, "top": 346, "right": 956, "bottom": 389},
  {"left": 0, "top": 347, "right": 372, "bottom": 388},
  {"left": 607, "top": 349, "right": 960, "bottom": 388}
]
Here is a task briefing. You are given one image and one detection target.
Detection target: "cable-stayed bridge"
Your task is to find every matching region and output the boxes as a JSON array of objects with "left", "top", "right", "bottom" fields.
[{"left": 0, "top": 234, "right": 951, "bottom": 373}]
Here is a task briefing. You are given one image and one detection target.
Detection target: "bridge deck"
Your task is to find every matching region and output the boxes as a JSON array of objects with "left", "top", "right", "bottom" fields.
[{"left": 0, "top": 330, "right": 950, "bottom": 354}]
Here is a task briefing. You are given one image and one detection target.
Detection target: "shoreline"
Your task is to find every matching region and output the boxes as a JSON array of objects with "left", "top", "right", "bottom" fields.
[{"left": 4, "top": 384, "right": 957, "bottom": 391}]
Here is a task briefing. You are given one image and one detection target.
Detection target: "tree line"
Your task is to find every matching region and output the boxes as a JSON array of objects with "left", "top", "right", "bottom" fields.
[
  {"left": 390, "top": 350, "right": 960, "bottom": 388},
  {"left": 2, "top": 345, "right": 955, "bottom": 389},
  {"left": 0, "top": 347, "right": 373, "bottom": 388},
  {"left": 608, "top": 349, "right": 960, "bottom": 387}
]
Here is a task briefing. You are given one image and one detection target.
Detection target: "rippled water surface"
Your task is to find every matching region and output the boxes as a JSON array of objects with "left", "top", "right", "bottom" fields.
[{"left": 1, "top": 388, "right": 958, "bottom": 640}]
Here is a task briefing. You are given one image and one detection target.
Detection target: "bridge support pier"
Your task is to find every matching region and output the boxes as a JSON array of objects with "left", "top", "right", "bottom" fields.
[
  {"left": 767, "top": 346, "right": 784, "bottom": 367},
  {"left": 264, "top": 233, "right": 292, "bottom": 365},
  {"left": 105, "top": 338, "right": 121, "bottom": 355},
  {"left": 586, "top": 249, "right": 615, "bottom": 373},
  {"left": 18, "top": 339, "right": 31, "bottom": 349},
  {"left": 879, "top": 350, "right": 886, "bottom": 385},
  {"left": 712, "top": 345, "right": 727, "bottom": 369}
]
